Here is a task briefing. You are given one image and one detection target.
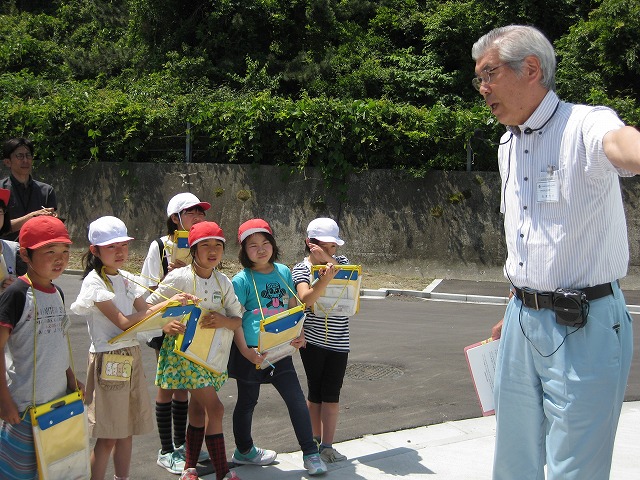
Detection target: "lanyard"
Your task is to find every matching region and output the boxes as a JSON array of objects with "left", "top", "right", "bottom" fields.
[
  {"left": 249, "top": 267, "right": 301, "bottom": 324},
  {"left": 25, "top": 274, "right": 78, "bottom": 417}
]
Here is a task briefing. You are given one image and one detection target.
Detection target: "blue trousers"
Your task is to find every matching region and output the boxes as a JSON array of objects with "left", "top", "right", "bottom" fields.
[
  {"left": 231, "top": 355, "right": 316, "bottom": 456},
  {"left": 493, "top": 282, "right": 633, "bottom": 480}
]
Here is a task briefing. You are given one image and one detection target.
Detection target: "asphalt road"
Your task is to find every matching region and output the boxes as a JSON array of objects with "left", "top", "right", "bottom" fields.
[{"left": 56, "top": 274, "right": 640, "bottom": 479}]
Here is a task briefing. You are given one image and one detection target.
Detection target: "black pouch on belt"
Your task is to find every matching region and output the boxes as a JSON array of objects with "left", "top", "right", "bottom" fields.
[{"left": 553, "top": 289, "right": 589, "bottom": 327}]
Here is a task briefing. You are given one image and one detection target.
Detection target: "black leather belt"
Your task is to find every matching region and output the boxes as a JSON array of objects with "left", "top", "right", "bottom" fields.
[{"left": 513, "top": 282, "right": 615, "bottom": 310}]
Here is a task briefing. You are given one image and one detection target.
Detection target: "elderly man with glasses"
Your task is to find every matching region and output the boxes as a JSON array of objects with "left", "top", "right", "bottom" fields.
[
  {"left": 1, "top": 137, "right": 57, "bottom": 241},
  {"left": 472, "top": 25, "right": 640, "bottom": 480}
]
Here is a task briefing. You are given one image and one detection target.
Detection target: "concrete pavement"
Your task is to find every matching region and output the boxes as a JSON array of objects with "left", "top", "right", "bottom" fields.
[
  {"left": 57, "top": 272, "right": 640, "bottom": 479},
  {"left": 201, "top": 278, "right": 640, "bottom": 480},
  {"left": 211, "top": 402, "right": 640, "bottom": 479}
]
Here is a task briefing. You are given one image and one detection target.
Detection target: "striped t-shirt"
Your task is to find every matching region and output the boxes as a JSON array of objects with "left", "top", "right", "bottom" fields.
[
  {"left": 499, "top": 90, "right": 633, "bottom": 291},
  {"left": 292, "top": 255, "right": 350, "bottom": 353}
]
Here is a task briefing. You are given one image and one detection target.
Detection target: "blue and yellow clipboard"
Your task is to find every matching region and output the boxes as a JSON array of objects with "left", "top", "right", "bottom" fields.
[
  {"left": 173, "top": 307, "right": 235, "bottom": 374},
  {"left": 30, "top": 390, "right": 90, "bottom": 479},
  {"left": 170, "top": 230, "right": 191, "bottom": 265},
  {"left": 311, "top": 264, "right": 362, "bottom": 316},
  {"left": 257, "top": 304, "right": 306, "bottom": 369},
  {"left": 109, "top": 301, "right": 197, "bottom": 345}
]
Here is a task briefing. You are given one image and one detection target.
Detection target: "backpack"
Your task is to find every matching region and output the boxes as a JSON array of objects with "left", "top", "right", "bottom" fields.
[{"left": 156, "top": 238, "right": 169, "bottom": 278}]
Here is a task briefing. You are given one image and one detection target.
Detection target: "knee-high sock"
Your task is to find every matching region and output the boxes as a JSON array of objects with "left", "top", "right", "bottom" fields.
[
  {"left": 185, "top": 424, "right": 205, "bottom": 469},
  {"left": 155, "top": 401, "right": 173, "bottom": 453},
  {"left": 172, "top": 399, "right": 189, "bottom": 448},
  {"left": 205, "top": 433, "right": 230, "bottom": 480}
]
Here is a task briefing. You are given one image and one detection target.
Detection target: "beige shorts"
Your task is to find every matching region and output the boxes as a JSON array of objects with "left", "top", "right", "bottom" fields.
[{"left": 85, "top": 346, "right": 154, "bottom": 438}]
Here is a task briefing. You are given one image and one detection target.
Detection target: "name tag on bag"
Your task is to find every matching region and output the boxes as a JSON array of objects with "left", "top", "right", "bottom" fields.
[{"left": 100, "top": 353, "right": 134, "bottom": 381}]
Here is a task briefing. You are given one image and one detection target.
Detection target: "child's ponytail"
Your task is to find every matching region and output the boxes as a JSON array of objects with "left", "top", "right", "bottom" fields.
[{"left": 81, "top": 248, "right": 105, "bottom": 279}]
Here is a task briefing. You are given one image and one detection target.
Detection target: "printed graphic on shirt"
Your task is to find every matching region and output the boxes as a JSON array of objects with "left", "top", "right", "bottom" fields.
[
  {"left": 253, "top": 281, "right": 290, "bottom": 317},
  {"left": 262, "top": 282, "right": 286, "bottom": 308},
  {"left": 33, "top": 295, "right": 67, "bottom": 336}
]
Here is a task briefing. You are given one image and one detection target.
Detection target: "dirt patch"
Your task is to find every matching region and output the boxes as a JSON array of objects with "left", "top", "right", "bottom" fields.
[{"left": 67, "top": 250, "right": 427, "bottom": 291}]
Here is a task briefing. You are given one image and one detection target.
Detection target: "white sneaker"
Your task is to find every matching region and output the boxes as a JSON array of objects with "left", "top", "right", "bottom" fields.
[
  {"left": 320, "top": 446, "right": 347, "bottom": 463},
  {"left": 222, "top": 471, "right": 241, "bottom": 479},
  {"left": 174, "top": 444, "right": 209, "bottom": 463},
  {"left": 303, "top": 453, "right": 328, "bottom": 475},
  {"left": 157, "top": 449, "right": 186, "bottom": 475},
  {"left": 231, "top": 445, "right": 277, "bottom": 466}
]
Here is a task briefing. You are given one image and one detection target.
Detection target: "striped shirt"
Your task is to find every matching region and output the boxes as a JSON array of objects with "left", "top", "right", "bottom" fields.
[
  {"left": 292, "top": 255, "right": 350, "bottom": 353},
  {"left": 499, "top": 90, "right": 634, "bottom": 291}
]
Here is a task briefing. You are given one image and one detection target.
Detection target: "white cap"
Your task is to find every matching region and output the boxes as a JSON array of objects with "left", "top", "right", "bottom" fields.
[
  {"left": 88, "top": 216, "right": 134, "bottom": 246},
  {"left": 166, "top": 193, "right": 211, "bottom": 217},
  {"left": 306, "top": 218, "right": 344, "bottom": 246}
]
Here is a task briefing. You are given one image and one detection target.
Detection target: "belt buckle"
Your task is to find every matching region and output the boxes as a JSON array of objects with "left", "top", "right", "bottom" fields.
[{"left": 522, "top": 287, "right": 540, "bottom": 310}]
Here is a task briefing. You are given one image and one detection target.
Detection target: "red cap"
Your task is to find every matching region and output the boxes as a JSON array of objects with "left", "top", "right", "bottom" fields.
[
  {"left": 238, "top": 218, "right": 273, "bottom": 243},
  {"left": 188, "top": 221, "right": 225, "bottom": 247},
  {"left": 20, "top": 216, "right": 72, "bottom": 249},
  {"left": 0, "top": 188, "right": 9, "bottom": 207}
]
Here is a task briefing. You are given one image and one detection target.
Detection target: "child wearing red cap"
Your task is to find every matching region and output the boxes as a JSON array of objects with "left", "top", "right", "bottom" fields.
[
  {"left": 147, "top": 221, "right": 243, "bottom": 480},
  {"left": 229, "top": 219, "right": 327, "bottom": 476},
  {"left": 71, "top": 216, "right": 195, "bottom": 480},
  {"left": 140, "top": 192, "right": 211, "bottom": 474},
  {"left": 0, "top": 216, "right": 84, "bottom": 478}
]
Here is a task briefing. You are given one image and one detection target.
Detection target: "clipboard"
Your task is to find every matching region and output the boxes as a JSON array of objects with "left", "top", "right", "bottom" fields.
[
  {"left": 257, "top": 304, "right": 305, "bottom": 369},
  {"left": 0, "top": 255, "right": 8, "bottom": 284},
  {"left": 30, "top": 390, "right": 90, "bottom": 479},
  {"left": 464, "top": 338, "right": 499, "bottom": 416},
  {"left": 173, "top": 307, "right": 235, "bottom": 374},
  {"left": 170, "top": 230, "right": 192, "bottom": 265},
  {"left": 109, "top": 302, "right": 197, "bottom": 344},
  {"left": 311, "top": 265, "right": 362, "bottom": 316}
]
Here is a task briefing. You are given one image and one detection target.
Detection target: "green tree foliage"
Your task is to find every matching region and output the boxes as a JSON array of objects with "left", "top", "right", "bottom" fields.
[
  {"left": 555, "top": 0, "right": 640, "bottom": 125},
  {"left": 0, "top": 0, "right": 636, "bottom": 180}
]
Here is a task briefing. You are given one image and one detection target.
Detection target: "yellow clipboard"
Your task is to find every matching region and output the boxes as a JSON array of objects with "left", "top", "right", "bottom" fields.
[
  {"left": 311, "top": 264, "right": 362, "bottom": 316},
  {"left": 0, "top": 255, "right": 8, "bottom": 284},
  {"left": 30, "top": 390, "right": 90, "bottom": 479},
  {"left": 109, "top": 301, "right": 197, "bottom": 344},
  {"left": 170, "top": 230, "right": 192, "bottom": 265},
  {"left": 173, "top": 308, "right": 234, "bottom": 374},
  {"left": 257, "top": 304, "right": 305, "bottom": 369}
]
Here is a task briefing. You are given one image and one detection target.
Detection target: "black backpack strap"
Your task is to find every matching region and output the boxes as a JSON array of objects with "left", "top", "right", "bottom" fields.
[{"left": 156, "top": 238, "right": 169, "bottom": 277}]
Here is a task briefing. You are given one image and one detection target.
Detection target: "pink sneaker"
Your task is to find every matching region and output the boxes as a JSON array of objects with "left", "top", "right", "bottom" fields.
[
  {"left": 223, "top": 471, "right": 241, "bottom": 479},
  {"left": 179, "top": 468, "right": 199, "bottom": 480}
]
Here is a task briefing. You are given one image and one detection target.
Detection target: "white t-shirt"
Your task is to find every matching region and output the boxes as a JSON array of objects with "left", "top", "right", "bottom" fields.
[
  {"left": 140, "top": 235, "right": 174, "bottom": 288},
  {"left": 0, "top": 278, "right": 70, "bottom": 411},
  {"left": 70, "top": 269, "right": 147, "bottom": 352},
  {"left": 147, "top": 265, "right": 242, "bottom": 319}
]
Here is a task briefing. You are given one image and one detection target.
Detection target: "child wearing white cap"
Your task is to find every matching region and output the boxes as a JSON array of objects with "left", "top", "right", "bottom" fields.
[
  {"left": 139, "top": 192, "right": 211, "bottom": 474},
  {"left": 70, "top": 216, "right": 195, "bottom": 480},
  {"left": 292, "top": 217, "right": 351, "bottom": 463}
]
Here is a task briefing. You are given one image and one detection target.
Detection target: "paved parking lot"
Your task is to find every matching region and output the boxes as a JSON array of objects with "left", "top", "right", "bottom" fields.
[{"left": 57, "top": 274, "right": 640, "bottom": 479}]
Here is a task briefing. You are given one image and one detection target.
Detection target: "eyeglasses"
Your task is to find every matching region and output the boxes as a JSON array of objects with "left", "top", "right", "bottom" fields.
[
  {"left": 12, "top": 152, "right": 34, "bottom": 160},
  {"left": 472, "top": 63, "right": 511, "bottom": 91}
]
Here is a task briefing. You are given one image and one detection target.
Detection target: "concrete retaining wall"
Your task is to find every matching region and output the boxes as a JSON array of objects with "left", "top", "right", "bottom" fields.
[{"left": 34, "top": 162, "right": 640, "bottom": 280}]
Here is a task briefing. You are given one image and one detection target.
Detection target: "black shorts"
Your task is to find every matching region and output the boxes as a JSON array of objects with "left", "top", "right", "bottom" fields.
[
  {"left": 300, "top": 342, "right": 348, "bottom": 403},
  {"left": 146, "top": 333, "right": 165, "bottom": 351}
]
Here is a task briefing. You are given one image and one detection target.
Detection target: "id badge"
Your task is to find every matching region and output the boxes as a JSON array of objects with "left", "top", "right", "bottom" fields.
[{"left": 536, "top": 169, "right": 559, "bottom": 203}]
